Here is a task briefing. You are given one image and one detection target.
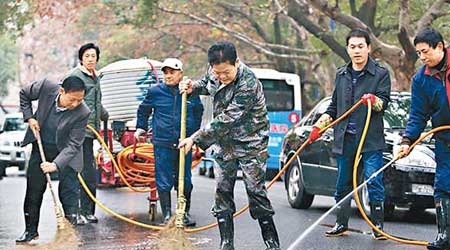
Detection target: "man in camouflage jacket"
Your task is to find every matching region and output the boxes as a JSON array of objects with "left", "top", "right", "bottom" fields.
[{"left": 179, "top": 42, "right": 280, "bottom": 250}]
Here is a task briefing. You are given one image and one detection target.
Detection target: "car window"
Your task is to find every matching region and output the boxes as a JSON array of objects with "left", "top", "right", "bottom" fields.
[
  {"left": 304, "top": 99, "right": 331, "bottom": 126},
  {"left": 3, "top": 117, "right": 27, "bottom": 131}
]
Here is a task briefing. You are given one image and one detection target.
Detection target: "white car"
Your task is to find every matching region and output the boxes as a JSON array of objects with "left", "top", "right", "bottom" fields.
[{"left": 0, "top": 113, "right": 31, "bottom": 173}]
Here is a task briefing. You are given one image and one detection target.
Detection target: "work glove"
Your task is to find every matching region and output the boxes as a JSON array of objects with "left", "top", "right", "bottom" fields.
[
  {"left": 397, "top": 137, "right": 412, "bottom": 158},
  {"left": 179, "top": 77, "right": 193, "bottom": 94},
  {"left": 308, "top": 126, "right": 322, "bottom": 143},
  {"left": 361, "top": 93, "right": 376, "bottom": 105},
  {"left": 134, "top": 128, "right": 146, "bottom": 141}
]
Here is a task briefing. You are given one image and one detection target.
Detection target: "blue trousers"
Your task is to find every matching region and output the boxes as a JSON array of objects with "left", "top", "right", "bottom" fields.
[
  {"left": 153, "top": 146, "right": 193, "bottom": 193},
  {"left": 335, "top": 133, "right": 385, "bottom": 202},
  {"left": 434, "top": 140, "right": 450, "bottom": 200}
]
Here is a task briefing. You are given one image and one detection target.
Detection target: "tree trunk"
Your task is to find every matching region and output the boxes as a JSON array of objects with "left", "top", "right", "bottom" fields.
[{"left": 391, "top": 58, "right": 416, "bottom": 91}]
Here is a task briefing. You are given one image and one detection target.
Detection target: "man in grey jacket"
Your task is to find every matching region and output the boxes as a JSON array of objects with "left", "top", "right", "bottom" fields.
[
  {"left": 309, "top": 28, "right": 391, "bottom": 240},
  {"left": 16, "top": 76, "right": 90, "bottom": 244}
]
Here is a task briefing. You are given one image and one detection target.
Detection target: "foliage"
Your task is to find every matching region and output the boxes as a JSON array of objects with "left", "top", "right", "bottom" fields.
[
  {"left": 0, "top": 0, "right": 32, "bottom": 36},
  {"left": 0, "top": 34, "right": 17, "bottom": 97}
]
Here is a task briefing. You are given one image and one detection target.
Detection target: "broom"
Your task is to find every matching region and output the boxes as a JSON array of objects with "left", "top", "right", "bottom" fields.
[
  {"left": 31, "top": 127, "right": 69, "bottom": 230},
  {"left": 27, "top": 128, "right": 81, "bottom": 249}
]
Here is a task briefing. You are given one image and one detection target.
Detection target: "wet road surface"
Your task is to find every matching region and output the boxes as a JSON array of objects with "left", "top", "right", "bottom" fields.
[{"left": 0, "top": 169, "right": 438, "bottom": 250}]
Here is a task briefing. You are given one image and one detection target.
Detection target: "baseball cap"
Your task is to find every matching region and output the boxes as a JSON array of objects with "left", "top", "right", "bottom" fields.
[{"left": 161, "top": 58, "right": 183, "bottom": 71}]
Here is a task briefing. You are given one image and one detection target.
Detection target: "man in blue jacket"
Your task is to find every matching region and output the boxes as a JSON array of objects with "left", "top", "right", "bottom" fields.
[
  {"left": 398, "top": 28, "right": 450, "bottom": 250},
  {"left": 134, "top": 58, "right": 203, "bottom": 226}
]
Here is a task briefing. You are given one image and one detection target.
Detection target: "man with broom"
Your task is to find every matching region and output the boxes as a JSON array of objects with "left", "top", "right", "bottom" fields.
[
  {"left": 16, "top": 76, "right": 90, "bottom": 244},
  {"left": 134, "top": 58, "right": 203, "bottom": 226}
]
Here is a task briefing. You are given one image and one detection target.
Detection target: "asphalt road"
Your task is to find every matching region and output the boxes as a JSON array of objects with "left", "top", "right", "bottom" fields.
[{"left": 0, "top": 168, "right": 437, "bottom": 250}]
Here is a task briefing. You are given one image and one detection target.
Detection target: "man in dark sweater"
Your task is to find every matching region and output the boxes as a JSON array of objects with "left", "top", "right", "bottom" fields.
[{"left": 16, "top": 76, "right": 90, "bottom": 244}]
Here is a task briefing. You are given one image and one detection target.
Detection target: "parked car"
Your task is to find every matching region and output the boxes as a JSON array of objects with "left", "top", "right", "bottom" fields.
[
  {"left": 280, "top": 92, "right": 435, "bottom": 217},
  {"left": 0, "top": 113, "right": 31, "bottom": 173}
]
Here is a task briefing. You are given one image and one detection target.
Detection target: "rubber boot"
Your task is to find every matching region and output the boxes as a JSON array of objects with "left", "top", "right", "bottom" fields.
[
  {"left": 158, "top": 191, "right": 172, "bottom": 224},
  {"left": 370, "top": 201, "right": 387, "bottom": 240},
  {"left": 217, "top": 214, "right": 234, "bottom": 250},
  {"left": 258, "top": 216, "right": 280, "bottom": 250},
  {"left": 183, "top": 189, "right": 196, "bottom": 227},
  {"left": 428, "top": 199, "right": 450, "bottom": 250},
  {"left": 65, "top": 214, "right": 78, "bottom": 225},
  {"left": 16, "top": 213, "right": 39, "bottom": 244},
  {"left": 325, "top": 199, "right": 350, "bottom": 237}
]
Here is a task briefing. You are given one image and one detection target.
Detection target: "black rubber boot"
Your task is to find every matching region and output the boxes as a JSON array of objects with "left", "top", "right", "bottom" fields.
[
  {"left": 16, "top": 213, "right": 39, "bottom": 244},
  {"left": 370, "top": 201, "right": 387, "bottom": 240},
  {"left": 183, "top": 190, "right": 196, "bottom": 227},
  {"left": 217, "top": 214, "right": 234, "bottom": 250},
  {"left": 158, "top": 191, "right": 172, "bottom": 224},
  {"left": 325, "top": 199, "right": 350, "bottom": 237},
  {"left": 428, "top": 199, "right": 450, "bottom": 250},
  {"left": 258, "top": 216, "right": 281, "bottom": 250}
]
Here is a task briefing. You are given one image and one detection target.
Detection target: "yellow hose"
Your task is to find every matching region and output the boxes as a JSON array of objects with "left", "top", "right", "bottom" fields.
[
  {"left": 78, "top": 172, "right": 164, "bottom": 231},
  {"left": 352, "top": 101, "right": 429, "bottom": 246}
]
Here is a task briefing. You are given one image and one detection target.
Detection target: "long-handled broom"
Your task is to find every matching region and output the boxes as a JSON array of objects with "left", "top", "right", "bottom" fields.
[{"left": 29, "top": 128, "right": 80, "bottom": 249}]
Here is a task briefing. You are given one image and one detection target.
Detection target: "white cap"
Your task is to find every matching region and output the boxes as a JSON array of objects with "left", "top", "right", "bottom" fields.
[{"left": 161, "top": 58, "right": 183, "bottom": 71}]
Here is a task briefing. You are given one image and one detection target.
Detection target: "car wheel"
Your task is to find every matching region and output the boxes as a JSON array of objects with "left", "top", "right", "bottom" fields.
[
  {"left": 358, "top": 182, "right": 371, "bottom": 215},
  {"left": 286, "top": 160, "right": 314, "bottom": 209},
  {"left": 358, "top": 181, "right": 396, "bottom": 219}
]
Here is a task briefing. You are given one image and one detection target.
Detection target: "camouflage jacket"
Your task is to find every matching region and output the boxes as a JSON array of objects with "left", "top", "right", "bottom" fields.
[
  {"left": 191, "top": 63, "right": 269, "bottom": 161},
  {"left": 66, "top": 65, "right": 108, "bottom": 138}
]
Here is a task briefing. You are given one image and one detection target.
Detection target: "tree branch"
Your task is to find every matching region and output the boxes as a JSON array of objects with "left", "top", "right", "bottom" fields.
[
  {"left": 416, "top": 0, "right": 450, "bottom": 34},
  {"left": 304, "top": 0, "right": 403, "bottom": 60},
  {"left": 217, "top": 2, "right": 270, "bottom": 42},
  {"left": 287, "top": 0, "right": 349, "bottom": 61},
  {"left": 159, "top": 6, "right": 313, "bottom": 62}
]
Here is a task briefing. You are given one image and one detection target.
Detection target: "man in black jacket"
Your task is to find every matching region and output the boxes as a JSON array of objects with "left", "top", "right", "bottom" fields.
[{"left": 309, "top": 28, "right": 391, "bottom": 240}]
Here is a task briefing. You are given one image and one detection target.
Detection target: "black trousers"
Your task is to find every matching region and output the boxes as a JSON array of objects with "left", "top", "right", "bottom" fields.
[
  {"left": 80, "top": 138, "right": 97, "bottom": 215},
  {"left": 23, "top": 143, "right": 79, "bottom": 231}
]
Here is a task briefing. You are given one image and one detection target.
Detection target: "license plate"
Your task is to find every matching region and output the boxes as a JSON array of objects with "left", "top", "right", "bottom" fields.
[{"left": 411, "top": 184, "right": 434, "bottom": 196}]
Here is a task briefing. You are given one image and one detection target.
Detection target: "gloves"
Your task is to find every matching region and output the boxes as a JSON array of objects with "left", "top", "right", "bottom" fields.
[
  {"left": 178, "top": 77, "right": 192, "bottom": 94},
  {"left": 134, "top": 128, "right": 146, "bottom": 141},
  {"left": 361, "top": 93, "right": 376, "bottom": 105},
  {"left": 398, "top": 137, "right": 412, "bottom": 158},
  {"left": 308, "top": 126, "right": 322, "bottom": 143}
]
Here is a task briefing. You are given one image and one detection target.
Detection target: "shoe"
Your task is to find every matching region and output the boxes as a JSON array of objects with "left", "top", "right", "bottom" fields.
[
  {"left": 15, "top": 231, "right": 39, "bottom": 244},
  {"left": 85, "top": 214, "right": 98, "bottom": 223},
  {"left": 428, "top": 199, "right": 450, "bottom": 250},
  {"left": 325, "top": 223, "right": 348, "bottom": 237},
  {"left": 325, "top": 199, "right": 350, "bottom": 237},
  {"left": 370, "top": 201, "right": 387, "bottom": 240},
  {"left": 217, "top": 213, "right": 234, "bottom": 250},
  {"left": 258, "top": 216, "right": 280, "bottom": 250},
  {"left": 183, "top": 190, "right": 196, "bottom": 227},
  {"left": 16, "top": 212, "right": 39, "bottom": 244},
  {"left": 158, "top": 191, "right": 172, "bottom": 225}
]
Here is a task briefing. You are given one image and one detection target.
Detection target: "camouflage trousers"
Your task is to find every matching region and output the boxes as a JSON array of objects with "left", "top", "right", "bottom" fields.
[{"left": 211, "top": 154, "right": 275, "bottom": 220}]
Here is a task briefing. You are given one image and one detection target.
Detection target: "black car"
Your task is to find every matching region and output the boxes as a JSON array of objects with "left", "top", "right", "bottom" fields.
[{"left": 280, "top": 92, "right": 435, "bottom": 216}]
